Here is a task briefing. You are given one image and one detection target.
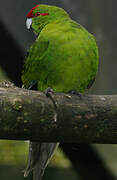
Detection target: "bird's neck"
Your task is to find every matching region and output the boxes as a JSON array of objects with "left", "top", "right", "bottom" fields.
[{"left": 34, "top": 16, "right": 70, "bottom": 35}]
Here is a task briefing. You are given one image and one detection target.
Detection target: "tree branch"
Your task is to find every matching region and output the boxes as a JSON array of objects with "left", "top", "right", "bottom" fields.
[{"left": 0, "top": 81, "right": 117, "bottom": 143}]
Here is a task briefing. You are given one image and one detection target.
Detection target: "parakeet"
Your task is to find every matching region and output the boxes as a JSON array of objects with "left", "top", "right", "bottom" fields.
[{"left": 22, "top": 4, "right": 99, "bottom": 180}]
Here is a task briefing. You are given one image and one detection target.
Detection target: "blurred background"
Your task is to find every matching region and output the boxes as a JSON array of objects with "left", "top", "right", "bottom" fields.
[{"left": 0, "top": 0, "right": 117, "bottom": 180}]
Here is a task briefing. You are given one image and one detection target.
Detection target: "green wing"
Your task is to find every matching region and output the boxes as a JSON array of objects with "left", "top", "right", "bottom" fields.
[
  {"left": 21, "top": 37, "right": 50, "bottom": 88},
  {"left": 22, "top": 20, "right": 99, "bottom": 93}
]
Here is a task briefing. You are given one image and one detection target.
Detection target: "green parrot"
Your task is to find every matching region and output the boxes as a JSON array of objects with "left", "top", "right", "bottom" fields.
[{"left": 22, "top": 4, "right": 99, "bottom": 180}]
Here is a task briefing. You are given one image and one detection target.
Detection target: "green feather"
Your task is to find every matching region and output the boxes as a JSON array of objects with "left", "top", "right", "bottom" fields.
[{"left": 22, "top": 4, "right": 99, "bottom": 93}]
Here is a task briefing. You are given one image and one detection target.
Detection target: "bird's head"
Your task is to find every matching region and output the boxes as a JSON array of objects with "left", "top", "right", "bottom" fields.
[{"left": 26, "top": 4, "right": 69, "bottom": 35}]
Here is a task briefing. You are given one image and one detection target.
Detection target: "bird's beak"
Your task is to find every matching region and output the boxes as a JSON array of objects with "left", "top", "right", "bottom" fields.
[{"left": 26, "top": 18, "right": 32, "bottom": 30}]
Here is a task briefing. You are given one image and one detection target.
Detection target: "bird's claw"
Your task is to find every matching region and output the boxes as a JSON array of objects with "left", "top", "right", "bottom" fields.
[
  {"left": 45, "top": 87, "right": 54, "bottom": 97},
  {"left": 68, "top": 90, "right": 82, "bottom": 98}
]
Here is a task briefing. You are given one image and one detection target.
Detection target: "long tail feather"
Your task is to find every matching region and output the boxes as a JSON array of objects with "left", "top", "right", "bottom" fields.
[{"left": 24, "top": 142, "right": 59, "bottom": 180}]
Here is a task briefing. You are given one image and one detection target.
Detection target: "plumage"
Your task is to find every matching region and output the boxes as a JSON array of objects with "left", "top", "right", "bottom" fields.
[{"left": 22, "top": 4, "right": 99, "bottom": 180}]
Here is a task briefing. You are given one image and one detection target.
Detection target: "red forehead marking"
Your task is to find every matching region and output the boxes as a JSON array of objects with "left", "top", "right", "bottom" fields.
[
  {"left": 26, "top": 5, "right": 39, "bottom": 18},
  {"left": 26, "top": 4, "right": 49, "bottom": 18}
]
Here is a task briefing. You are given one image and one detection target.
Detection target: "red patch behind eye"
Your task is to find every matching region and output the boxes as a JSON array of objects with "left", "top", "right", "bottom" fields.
[
  {"left": 26, "top": 4, "right": 49, "bottom": 18},
  {"left": 26, "top": 5, "right": 39, "bottom": 18},
  {"left": 41, "top": 13, "right": 49, "bottom": 16}
]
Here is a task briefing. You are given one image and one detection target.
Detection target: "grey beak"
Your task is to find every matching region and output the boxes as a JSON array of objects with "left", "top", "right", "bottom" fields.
[{"left": 26, "top": 18, "right": 32, "bottom": 30}]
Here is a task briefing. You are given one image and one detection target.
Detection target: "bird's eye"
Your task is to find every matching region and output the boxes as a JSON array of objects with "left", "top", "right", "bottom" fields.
[{"left": 36, "top": 12, "right": 41, "bottom": 16}]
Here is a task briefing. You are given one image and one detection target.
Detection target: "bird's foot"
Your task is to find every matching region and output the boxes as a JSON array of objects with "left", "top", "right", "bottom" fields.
[
  {"left": 44, "top": 87, "right": 57, "bottom": 122},
  {"left": 45, "top": 87, "right": 54, "bottom": 97},
  {"left": 68, "top": 90, "right": 82, "bottom": 98}
]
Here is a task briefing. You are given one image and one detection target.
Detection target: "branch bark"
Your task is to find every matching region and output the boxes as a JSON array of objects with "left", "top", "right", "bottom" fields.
[{"left": 0, "top": 81, "right": 117, "bottom": 143}]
